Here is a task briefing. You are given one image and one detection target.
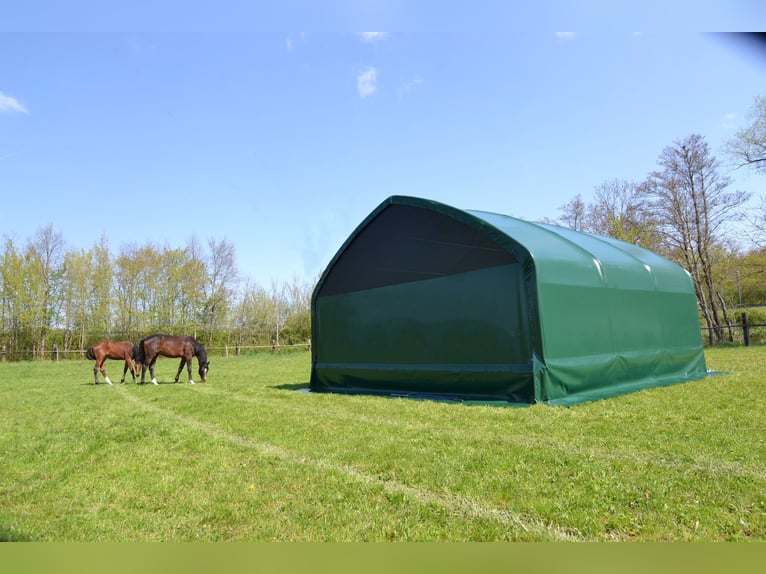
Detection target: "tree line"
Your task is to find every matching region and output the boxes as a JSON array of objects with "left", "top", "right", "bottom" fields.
[
  {"left": 555, "top": 95, "right": 766, "bottom": 345},
  {"left": 0, "top": 232, "right": 314, "bottom": 360}
]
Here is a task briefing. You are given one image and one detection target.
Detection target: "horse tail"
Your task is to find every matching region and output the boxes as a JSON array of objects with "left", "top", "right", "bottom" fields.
[
  {"left": 136, "top": 339, "right": 146, "bottom": 365},
  {"left": 86, "top": 346, "right": 95, "bottom": 360}
]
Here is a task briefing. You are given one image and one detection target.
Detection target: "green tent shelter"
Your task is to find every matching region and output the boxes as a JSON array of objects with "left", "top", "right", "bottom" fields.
[{"left": 310, "top": 196, "right": 707, "bottom": 406}]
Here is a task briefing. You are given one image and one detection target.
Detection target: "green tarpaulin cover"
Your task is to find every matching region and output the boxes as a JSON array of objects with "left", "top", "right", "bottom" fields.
[{"left": 310, "top": 196, "right": 707, "bottom": 406}]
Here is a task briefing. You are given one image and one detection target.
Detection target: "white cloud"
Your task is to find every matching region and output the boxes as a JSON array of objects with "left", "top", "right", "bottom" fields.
[
  {"left": 722, "top": 112, "right": 738, "bottom": 129},
  {"left": 357, "top": 67, "right": 377, "bottom": 98},
  {"left": 0, "top": 91, "right": 28, "bottom": 114},
  {"left": 398, "top": 76, "right": 424, "bottom": 101},
  {"left": 285, "top": 33, "right": 309, "bottom": 51},
  {"left": 555, "top": 32, "right": 576, "bottom": 39},
  {"left": 357, "top": 32, "right": 388, "bottom": 42}
]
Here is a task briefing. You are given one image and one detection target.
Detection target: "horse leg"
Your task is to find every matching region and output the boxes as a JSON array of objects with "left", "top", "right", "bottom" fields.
[
  {"left": 139, "top": 357, "right": 154, "bottom": 384},
  {"left": 187, "top": 356, "right": 194, "bottom": 384},
  {"left": 98, "top": 358, "right": 112, "bottom": 385},
  {"left": 93, "top": 363, "right": 99, "bottom": 385},
  {"left": 126, "top": 358, "right": 137, "bottom": 384},
  {"left": 174, "top": 358, "right": 185, "bottom": 383},
  {"left": 124, "top": 358, "right": 137, "bottom": 383}
]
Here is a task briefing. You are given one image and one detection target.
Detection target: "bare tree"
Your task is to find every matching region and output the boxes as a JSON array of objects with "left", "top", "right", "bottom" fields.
[
  {"left": 647, "top": 134, "right": 750, "bottom": 344},
  {"left": 557, "top": 194, "right": 589, "bottom": 231},
  {"left": 725, "top": 95, "right": 766, "bottom": 244},
  {"left": 589, "top": 179, "right": 660, "bottom": 251},
  {"left": 202, "top": 237, "right": 239, "bottom": 343},
  {"left": 725, "top": 94, "right": 766, "bottom": 173}
]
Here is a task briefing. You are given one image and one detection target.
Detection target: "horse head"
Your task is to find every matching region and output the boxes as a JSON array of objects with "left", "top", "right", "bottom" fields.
[{"left": 198, "top": 360, "right": 209, "bottom": 382}]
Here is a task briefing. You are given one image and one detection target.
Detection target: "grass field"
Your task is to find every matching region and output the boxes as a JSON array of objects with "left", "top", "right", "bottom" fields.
[{"left": 0, "top": 346, "right": 764, "bottom": 541}]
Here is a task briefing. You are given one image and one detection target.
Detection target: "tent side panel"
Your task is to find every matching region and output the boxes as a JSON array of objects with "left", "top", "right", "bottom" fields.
[
  {"left": 541, "top": 346, "right": 707, "bottom": 406},
  {"left": 311, "top": 264, "right": 537, "bottom": 403},
  {"left": 536, "top": 283, "right": 707, "bottom": 404}
]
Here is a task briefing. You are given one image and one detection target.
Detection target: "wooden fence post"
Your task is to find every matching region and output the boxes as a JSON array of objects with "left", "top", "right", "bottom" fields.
[
  {"left": 742, "top": 312, "right": 750, "bottom": 347},
  {"left": 52, "top": 344, "right": 59, "bottom": 362},
  {"left": 1, "top": 345, "right": 5, "bottom": 362},
  {"left": 236, "top": 342, "right": 240, "bottom": 356}
]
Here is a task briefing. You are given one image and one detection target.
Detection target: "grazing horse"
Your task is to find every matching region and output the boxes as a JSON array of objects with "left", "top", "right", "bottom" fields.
[
  {"left": 86, "top": 340, "right": 141, "bottom": 385},
  {"left": 136, "top": 334, "right": 209, "bottom": 385}
]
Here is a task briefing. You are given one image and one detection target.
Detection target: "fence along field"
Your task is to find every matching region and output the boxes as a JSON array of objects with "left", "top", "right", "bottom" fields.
[
  {"left": 2, "top": 310, "right": 763, "bottom": 364},
  {"left": 0, "top": 346, "right": 764, "bottom": 541}
]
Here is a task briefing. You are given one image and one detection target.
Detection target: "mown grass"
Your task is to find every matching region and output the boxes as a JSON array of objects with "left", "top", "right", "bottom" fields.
[{"left": 0, "top": 346, "right": 764, "bottom": 541}]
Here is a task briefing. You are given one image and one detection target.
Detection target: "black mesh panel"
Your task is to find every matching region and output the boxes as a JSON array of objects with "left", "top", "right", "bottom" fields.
[{"left": 319, "top": 205, "right": 516, "bottom": 296}]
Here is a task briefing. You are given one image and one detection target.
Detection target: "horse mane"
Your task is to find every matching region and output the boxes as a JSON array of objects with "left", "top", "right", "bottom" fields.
[{"left": 192, "top": 338, "right": 207, "bottom": 362}]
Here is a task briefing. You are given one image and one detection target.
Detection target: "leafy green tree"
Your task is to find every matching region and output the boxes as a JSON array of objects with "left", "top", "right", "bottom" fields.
[
  {"left": 0, "top": 238, "right": 26, "bottom": 357},
  {"left": 282, "top": 276, "right": 313, "bottom": 344},
  {"left": 90, "top": 237, "right": 113, "bottom": 337},
  {"left": 114, "top": 243, "right": 143, "bottom": 339},
  {"left": 233, "top": 280, "right": 276, "bottom": 346},
  {"left": 133, "top": 244, "right": 164, "bottom": 333},
  {"left": 61, "top": 248, "right": 94, "bottom": 352},
  {"left": 720, "top": 247, "right": 766, "bottom": 308},
  {"left": 25, "top": 225, "right": 65, "bottom": 358}
]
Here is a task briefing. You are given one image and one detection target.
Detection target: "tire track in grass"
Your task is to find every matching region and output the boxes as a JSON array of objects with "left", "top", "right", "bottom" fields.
[
  {"left": 115, "top": 385, "right": 578, "bottom": 541},
  {"left": 194, "top": 385, "right": 766, "bottom": 481}
]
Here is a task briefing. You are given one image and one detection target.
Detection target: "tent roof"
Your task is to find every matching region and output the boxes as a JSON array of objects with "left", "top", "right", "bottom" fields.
[
  {"left": 316, "top": 195, "right": 690, "bottom": 295},
  {"left": 466, "top": 208, "right": 692, "bottom": 294}
]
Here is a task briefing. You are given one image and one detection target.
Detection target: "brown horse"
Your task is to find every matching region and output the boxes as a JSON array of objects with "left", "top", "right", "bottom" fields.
[
  {"left": 86, "top": 340, "right": 141, "bottom": 385},
  {"left": 136, "top": 334, "right": 209, "bottom": 385}
]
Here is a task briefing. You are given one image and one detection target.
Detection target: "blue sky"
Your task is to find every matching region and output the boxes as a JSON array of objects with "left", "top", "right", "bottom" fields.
[{"left": 2, "top": 9, "right": 766, "bottom": 285}]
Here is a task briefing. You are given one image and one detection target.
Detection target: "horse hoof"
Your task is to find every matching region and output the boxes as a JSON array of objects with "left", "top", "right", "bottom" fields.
[{"left": 189, "top": 380, "right": 195, "bottom": 385}]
